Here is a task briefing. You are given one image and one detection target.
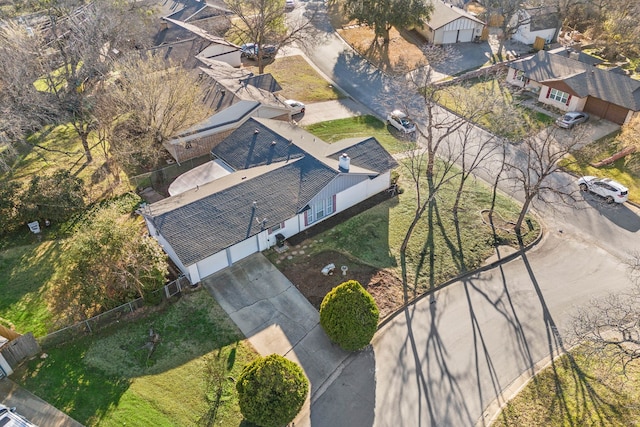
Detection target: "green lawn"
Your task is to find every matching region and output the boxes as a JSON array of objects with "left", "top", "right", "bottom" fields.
[
  {"left": 437, "top": 77, "right": 555, "bottom": 140},
  {"left": 12, "top": 291, "right": 258, "bottom": 427},
  {"left": 271, "top": 162, "right": 537, "bottom": 293},
  {"left": 561, "top": 134, "right": 640, "bottom": 204},
  {"left": 0, "top": 241, "right": 59, "bottom": 336},
  {"left": 305, "top": 115, "right": 411, "bottom": 154},
  {"left": 244, "top": 55, "right": 344, "bottom": 102},
  {"left": 495, "top": 348, "right": 640, "bottom": 426}
]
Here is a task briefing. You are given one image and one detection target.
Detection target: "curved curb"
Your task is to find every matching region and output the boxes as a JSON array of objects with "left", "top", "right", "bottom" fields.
[
  {"left": 376, "top": 214, "right": 545, "bottom": 331},
  {"left": 474, "top": 349, "right": 565, "bottom": 427}
]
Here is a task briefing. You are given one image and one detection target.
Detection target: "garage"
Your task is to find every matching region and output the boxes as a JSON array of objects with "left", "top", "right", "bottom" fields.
[
  {"left": 442, "top": 30, "right": 458, "bottom": 44},
  {"left": 584, "top": 96, "right": 629, "bottom": 125}
]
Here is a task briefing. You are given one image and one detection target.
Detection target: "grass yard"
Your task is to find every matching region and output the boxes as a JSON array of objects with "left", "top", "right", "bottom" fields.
[
  {"left": 495, "top": 348, "right": 640, "bottom": 426},
  {"left": 561, "top": 133, "right": 640, "bottom": 204},
  {"left": 243, "top": 55, "right": 343, "bottom": 102},
  {"left": 437, "top": 78, "right": 555, "bottom": 140},
  {"left": 305, "top": 115, "right": 411, "bottom": 154},
  {"left": 0, "top": 241, "right": 59, "bottom": 336},
  {"left": 6, "top": 123, "right": 131, "bottom": 202},
  {"left": 269, "top": 162, "right": 538, "bottom": 298},
  {"left": 12, "top": 290, "right": 258, "bottom": 427}
]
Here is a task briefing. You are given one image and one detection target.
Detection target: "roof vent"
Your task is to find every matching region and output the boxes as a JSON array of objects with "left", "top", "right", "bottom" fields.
[
  {"left": 271, "top": 140, "right": 277, "bottom": 146},
  {"left": 254, "top": 128, "right": 260, "bottom": 134},
  {"left": 338, "top": 153, "right": 350, "bottom": 172}
]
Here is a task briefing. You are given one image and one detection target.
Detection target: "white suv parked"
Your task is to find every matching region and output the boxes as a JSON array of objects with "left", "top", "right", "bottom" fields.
[
  {"left": 386, "top": 110, "right": 416, "bottom": 134},
  {"left": 578, "top": 176, "right": 628, "bottom": 204}
]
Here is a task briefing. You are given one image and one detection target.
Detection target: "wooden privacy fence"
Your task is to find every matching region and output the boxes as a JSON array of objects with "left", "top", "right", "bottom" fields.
[{"left": 0, "top": 333, "right": 41, "bottom": 370}]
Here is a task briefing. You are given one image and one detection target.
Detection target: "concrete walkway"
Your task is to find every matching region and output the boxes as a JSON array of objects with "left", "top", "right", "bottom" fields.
[
  {"left": 0, "top": 378, "right": 84, "bottom": 427},
  {"left": 200, "top": 253, "right": 350, "bottom": 426}
]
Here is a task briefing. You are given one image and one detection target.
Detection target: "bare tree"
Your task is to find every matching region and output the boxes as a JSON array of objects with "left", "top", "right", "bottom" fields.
[
  {"left": 570, "top": 265, "right": 640, "bottom": 373},
  {"left": 0, "top": 0, "right": 154, "bottom": 164},
  {"left": 225, "top": 0, "right": 319, "bottom": 73},
  {"left": 103, "top": 53, "right": 213, "bottom": 171},
  {"left": 504, "top": 126, "right": 583, "bottom": 236},
  {"left": 486, "top": 0, "right": 531, "bottom": 60},
  {"left": 388, "top": 47, "right": 509, "bottom": 290}
]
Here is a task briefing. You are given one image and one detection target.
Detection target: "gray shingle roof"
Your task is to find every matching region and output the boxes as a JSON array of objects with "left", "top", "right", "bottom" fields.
[
  {"left": 149, "top": 157, "right": 337, "bottom": 265},
  {"left": 327, "top": 137, "right": 399, "bottom": 173},
  {"left": 510, "top": 50, "right": 640, "bottom": 111},
  {"left": 212, "top": 119, "right": 306, "bottom": 169},
  {"left": 148, "top": 117, "right": 398, "bottom": 266}
]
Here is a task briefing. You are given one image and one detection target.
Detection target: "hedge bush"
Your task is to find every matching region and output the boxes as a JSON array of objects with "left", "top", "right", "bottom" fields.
[
  {"left": 236, "top": 354, "right": 309, "bottom": 427},
  {"left": 319, "top": 280, "right": 379, "bottom": 351}
]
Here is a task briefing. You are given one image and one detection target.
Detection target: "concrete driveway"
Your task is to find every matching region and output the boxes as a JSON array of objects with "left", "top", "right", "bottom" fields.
[
  {"left": 0, "top": 378, "right": 84, "bottom": 427},
  {"left": 200, "top": 253, "right": 350, "bottom": 426}
]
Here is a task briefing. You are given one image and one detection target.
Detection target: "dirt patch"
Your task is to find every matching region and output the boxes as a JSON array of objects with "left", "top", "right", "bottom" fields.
[{"left": 276, "top": 250, "right": 404, "bottom": 320}]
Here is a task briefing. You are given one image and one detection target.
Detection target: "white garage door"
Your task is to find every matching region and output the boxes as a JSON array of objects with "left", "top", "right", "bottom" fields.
[
  {"left": 457, "top": 29, "right": 474, "bottom": 43},
  {"left": 196, "top": 251, "right": 230, "bottom": 280},
  {"left": 229, "top": 237, "right": 259, "bottom": 263},
  {"left": 442, "top": 31, "right": 457, "bottom": 44}
]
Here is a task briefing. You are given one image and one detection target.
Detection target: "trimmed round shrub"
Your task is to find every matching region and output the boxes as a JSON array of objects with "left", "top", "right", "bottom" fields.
[
  {"left": 236, "top": 354, "right": 309, "bottom": 427},
  {"left": 319, "top": 280, "right": 379, "bottom": 351}
]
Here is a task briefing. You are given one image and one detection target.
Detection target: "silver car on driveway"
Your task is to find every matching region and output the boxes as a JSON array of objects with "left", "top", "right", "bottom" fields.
[{"left": 556, "top": 111, "right": 589, "bottom": 129}]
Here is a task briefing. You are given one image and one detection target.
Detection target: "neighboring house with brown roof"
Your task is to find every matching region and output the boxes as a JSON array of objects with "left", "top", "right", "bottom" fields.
[
  {"left": 141, "top": 117, "right": 398, "bottom": 283},
  {"left": 416, "top": 0, "right": 485, "bottom": 44},
  {"left": 510, "top": 6, "right": 560, "bottom": 45},
  {"left": 506, "top": 50, "right": 640, "bottom": 125},
  {"left": 164, "top": 60, "right": 293, "bottom": 163}
]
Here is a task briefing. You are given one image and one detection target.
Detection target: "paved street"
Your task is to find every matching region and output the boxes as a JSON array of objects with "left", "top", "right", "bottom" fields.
[{"left": 290, "top": 1, "right": 640, "bottom": 426}]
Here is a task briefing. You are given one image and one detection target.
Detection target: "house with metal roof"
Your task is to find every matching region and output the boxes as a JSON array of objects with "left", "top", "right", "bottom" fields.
[
  {"left": 506, "top": 50, "right": 640, "bottom": 125},
  {"left": 415, "top": 0, "right": 485, "bottom": 44},
  {"left": 141, "top": 117, "right": 398, "bottom": 284}
]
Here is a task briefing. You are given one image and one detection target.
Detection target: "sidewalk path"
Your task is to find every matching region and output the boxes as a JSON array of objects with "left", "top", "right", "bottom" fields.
[
  {"left": 0, "top": 378, "right": 84, "bottom": 427},
  {"left": 200, "top": 253, "right": 349, "bottom": 426}
]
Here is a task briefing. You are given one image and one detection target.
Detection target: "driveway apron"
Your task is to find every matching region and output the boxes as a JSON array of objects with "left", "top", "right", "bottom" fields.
[
  {"left": 200, "top": 253, "right": 349, "bottom": 426},
  {"left": 1, "top": 378, "right": 84, "bottom": 427}
]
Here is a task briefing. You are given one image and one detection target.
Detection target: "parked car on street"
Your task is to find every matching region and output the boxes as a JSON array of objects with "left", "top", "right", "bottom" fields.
[
  {"left": 285, "top": 99, "right": 305, "bottom": 115},
  {"left": 555, "top": 111, "right": 589, "bottom": 129},
  {"left": 285, "top": 0, "right": 295, "bottom": 10},
  {"left": 0, "top": 404, "right": 38, "bottom": 427},
  {"left": 578, "top": 176, "right": 628, "bottom": 204},
  {"left": 386, "top": 110, "right": 416, "bottom": 134},
  {"left": 240, "top": 43, "right": 277, "bottom": 60}
]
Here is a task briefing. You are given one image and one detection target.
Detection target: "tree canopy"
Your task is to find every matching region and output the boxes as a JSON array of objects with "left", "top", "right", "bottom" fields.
[
  {"left": 343, "top": 0, "right": 433, "bottom": 43},
  {"left": 320, "top": 280, "right": 379, "bottom": 351},
  {"left": 236, "top": 354, "right": 309, "bottom": 427},
  {"left": 49, "top": 198, "right": 168, "bottom": 323}
]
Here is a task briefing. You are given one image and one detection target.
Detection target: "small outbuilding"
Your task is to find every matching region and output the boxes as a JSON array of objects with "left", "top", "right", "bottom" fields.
[{"left": 416, "top": 0, "right": 485, "bottom": 44}]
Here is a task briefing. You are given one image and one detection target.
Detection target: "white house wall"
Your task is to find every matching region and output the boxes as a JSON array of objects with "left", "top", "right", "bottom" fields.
[
  {"left": 193, "top": 250, "right": 230, "bottom": 282},
  {"left": 513, "top": 26, "right": 556, "bottom": 45},
  {"left": 433, "top": 18, "right": 483, "bottom": 44},
  {"left": 229, "top": 236, "right": 260, "bottom": 263}
]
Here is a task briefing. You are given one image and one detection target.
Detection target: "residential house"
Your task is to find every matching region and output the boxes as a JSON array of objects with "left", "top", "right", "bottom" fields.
[
  {"left": 416, "top": 0, "right": 485, "bottom": 44},
  {"left": 164, "top": 60, "right": 293, "bottom": 163},
  {"left": 151, "top": 0, "right": 238, "bottom": 69},
  {"left": 511, "top": 6, "right": 560, "bottom": 45},
  {"left": 141, "top": 118, "right": 398, "bottom": 284},
  {"left": 506, "top": 49, "right": 640, "bottom": 125}
]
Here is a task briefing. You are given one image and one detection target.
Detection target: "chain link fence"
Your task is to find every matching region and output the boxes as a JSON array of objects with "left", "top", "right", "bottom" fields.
[{"left": 38, "top": 276, "right": 191, "bottom": 348}]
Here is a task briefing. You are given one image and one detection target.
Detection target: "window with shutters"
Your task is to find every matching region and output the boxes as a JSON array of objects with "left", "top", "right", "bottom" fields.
[{"left": 549, "top": 88, "right": 568, "bottom": 103}]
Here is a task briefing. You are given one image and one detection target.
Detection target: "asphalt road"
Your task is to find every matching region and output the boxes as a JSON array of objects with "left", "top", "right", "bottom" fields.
[{"left": 293, "top": 1, "right": 640, "bottom": 426}]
